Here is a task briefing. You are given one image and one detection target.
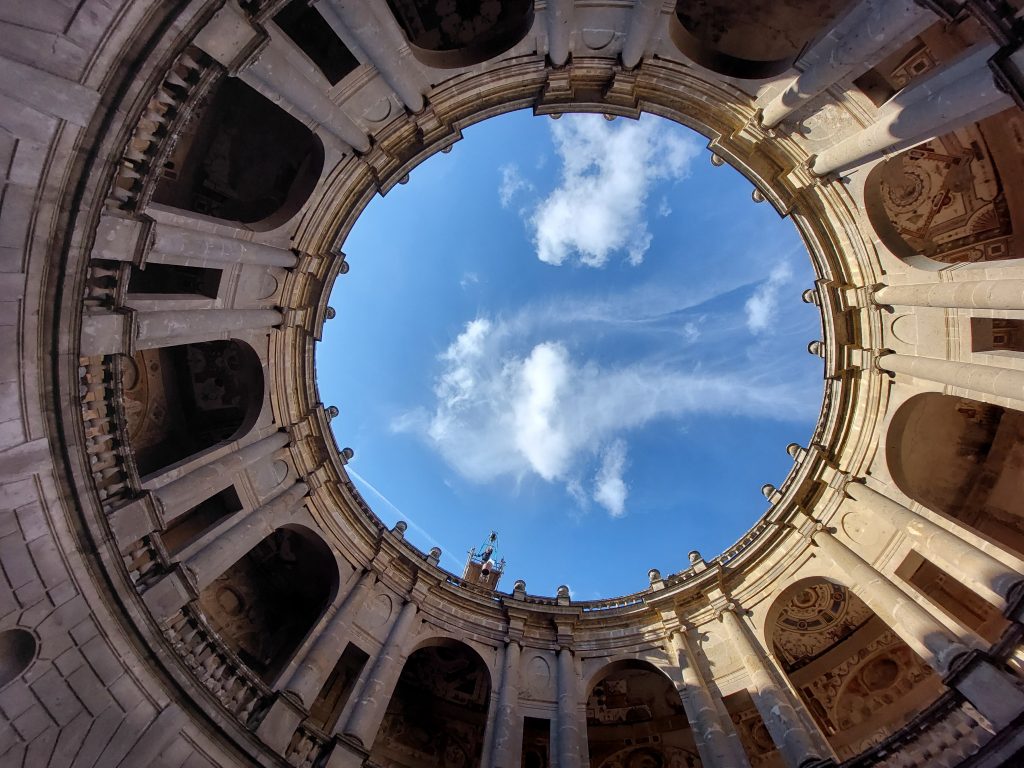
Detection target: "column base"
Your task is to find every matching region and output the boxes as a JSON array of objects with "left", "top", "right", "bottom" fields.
[
  {"left": 141, "top": 566, "right": 197, "bottom": 621},
  {"left": 944, "top": 650, "right": 1024, "bottom": 730},
  {"left": 254, "top": 692, "right": 306, "bottom": 754},
  {"left": 322, "top": 736, "right": 370, "bottom": 768}
]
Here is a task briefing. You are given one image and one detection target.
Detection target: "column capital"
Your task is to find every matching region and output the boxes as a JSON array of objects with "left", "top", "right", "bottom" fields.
[{"left": 714, "top": 600, "right": 744, "bottom": 622}]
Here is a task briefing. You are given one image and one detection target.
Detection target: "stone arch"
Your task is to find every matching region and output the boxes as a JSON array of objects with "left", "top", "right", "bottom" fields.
[
  {"left": 886, "top": 393, "right": 1024, "bottom": 557},
  {"left": 369, "top": 637, "right": 492, "bottom": 767},
  {"left": 586, "top": 658, "right": 700, "bottom": 768},
  {"left": 765, "top": 577, "right": 946, "bottom": 761},
  {"left": 863, "top": 113, "right": 1024, "bottom": 269},
  {"left": 668, "top": 0, "right": 856, "bottom": 79},
  {"left": 385, "top": 0, "right": 534, "bottom": 68},
  {"left": 152, "top": 76, "right": 324, "bottom": 231},
  {"left": 197, "top": 523, "right": 339, "bottom": 684},
  {"left": 120, "top": 338, "right": 265, "bottom": 478}
]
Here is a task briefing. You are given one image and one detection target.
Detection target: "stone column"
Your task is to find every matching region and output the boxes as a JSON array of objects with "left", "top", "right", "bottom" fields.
[
  {"left": 621, "top": 0, "right": 663, "bottom": 69},
  {"left": 761, "top": 0, "right": 929, "bottom": 127},
  {"left": 547, "top": 0, "right": 574, "bottom": 67},
  {"left": 285, "top": 569, "right": 377, "bottom": 707},
  {"left": 667, "top": 629, "right": 737, "bottom": 768},
  {"left": 343, "top": 598, "right": 419, "bottom": 748},
  {"left": 878, "top": 353, "right": 1024, "bottom": 402},
  {"left": 135, "top": 308, "right": 283, "bottom": 350},
  {"left": 153, "top": 431, "right": 290, "bottom": 523},
  {"left": 193, "top": 2, "right": 368, "bottom": 153},
  {"left": 316, "top": 0, "right": 425, "bottom": 112},
  {"left": 718, "top": 605, "right": 829, "bottom": 768},
  {"left": 811, "top": 525, "right": 1024, "bottom": 728},
  {"left": 150, "top": 221, "right": 299, "bottom": 269},
  {"left": 873, "top": 280, "right": 1024, "bottom": 310},
  {"left": 811, "top": 527, "right": 969, "bottom": 670},
  {"left": 184, "top": 481, "right": 308, "bottom": 591},
  {"left": 489, "top": 640, "right": 522, "bottom": 768},
  {"left": 143, "top": 481, "right": 307, "bottom": 619},
  {"left": 845, "top": 481, "right": 1024, "bottom": 606},
  {"left": 246, "top": 37, "right": 369, "bottom": 153},
  {"left": 811, "top": 45, "right": 1018, "bottom": 176},
  {"left": 556, "top": 646, "right": 581, "bottom": 768}
]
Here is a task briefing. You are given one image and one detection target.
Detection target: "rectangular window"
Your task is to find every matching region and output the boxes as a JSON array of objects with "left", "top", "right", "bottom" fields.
[
  {"left": 972, "top": 317, "right": 1024, "bottom": 355},
  {"left": 309, "top": 643, "right": 371, "bottom": 733},
  {"left": 128, "top": 262, "right": 222, "bottom": 299},
  {"left": 522, "top": 716, "right": 551, "bottom": 768},
  {"left": 273, "top": 0, "right": 360, "bottom": 85}
]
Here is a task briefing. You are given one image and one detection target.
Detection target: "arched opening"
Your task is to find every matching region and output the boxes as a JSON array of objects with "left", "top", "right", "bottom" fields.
[
  {"left": 585, "top": 660, "right": 700, "bottom": 768},
  {"left": 864, "top": 111, "right": 1022, "bottom": 268},
  {"left": 120, "top": 339, "right": 264, "bottom": 478},
  {"left": 152, "top": 77, "right": 324, "bottom": 230},
  {"left": 669, "top": 0, "right": 855, "bottom": 79},
  {"left": 197, "top": 525, "right": 338, "bottom": 684},
  {"left": 369, "top": 639, "right": 491, "bottom": 767},
  {"left": 768, "top": 579, "right": 945, "bottom": 762},
  {"left": 887, "top": 393, "right": 1024, "bottom": 557},
  {"left": 385, "top": 0, "right": 534, "bottom": 68}
]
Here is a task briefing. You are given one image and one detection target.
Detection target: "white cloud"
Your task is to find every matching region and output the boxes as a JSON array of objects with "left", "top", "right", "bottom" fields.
[
  {"left": 460, "top": 272, "right": 480, "bottom": 289},
  {"left": 593, "top": 440, "right": 628, "bottom": 517},
  {"left": 529, "top": 116, "right": 700, "bottom": 268},
  {"left": 499, "top": 164, "right": 532, "bottom": 208},
  {"left": 745, "top": 261, "right": 794, "bottom": 334},
  {"left": 657, "top": 196, "right": 672, "bottom": 217},
  {"left": 393, "top": 311, "right": 814, "bottom": 515}
]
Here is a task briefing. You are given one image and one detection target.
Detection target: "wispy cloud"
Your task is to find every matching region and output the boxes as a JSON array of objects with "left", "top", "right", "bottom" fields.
[
  {"left": 594, "top": 440, "right": 628, "bottom": 517},
  {"left": 745, "top": 261, "right": 794, "bottom": 334},
  {"left": 392, "top": 298, "right": 816, "bottom": 517},
  {"left": 528, "top": 115, "right": 700, "bottom": 268},
  {"left": 499, "top": 163, "right": 533, "bottom": 208},
  {"left": 347, "top": 467, "right": 462, "bottom": 570}
]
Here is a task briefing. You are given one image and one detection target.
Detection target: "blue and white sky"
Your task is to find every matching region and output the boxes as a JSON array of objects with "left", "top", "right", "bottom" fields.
[{"left": 318, "top": 111, "right": 823, "bottom": 598}]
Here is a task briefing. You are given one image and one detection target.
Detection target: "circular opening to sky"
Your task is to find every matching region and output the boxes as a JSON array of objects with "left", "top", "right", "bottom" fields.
[{"left": 319, "top": 111, "right": 823, "bottom": 598}]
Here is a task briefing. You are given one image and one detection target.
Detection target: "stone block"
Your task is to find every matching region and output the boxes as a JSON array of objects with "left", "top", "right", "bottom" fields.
[
  {"left": 81, "top": 634, "right": 123, "bottom": 687},
  {"left": 29, "top": 668, "right": 82, "bottom": 726}
]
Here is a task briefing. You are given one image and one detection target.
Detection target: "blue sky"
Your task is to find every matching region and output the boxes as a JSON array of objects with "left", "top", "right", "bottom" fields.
[{"left": 318, "top": 111, "right": 823, "bottom": 598}]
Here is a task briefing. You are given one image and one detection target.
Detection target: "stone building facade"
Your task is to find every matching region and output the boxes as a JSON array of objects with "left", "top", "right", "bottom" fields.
[{"left": 1, "top": 0, "right": 1024, "bottom": 766}]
